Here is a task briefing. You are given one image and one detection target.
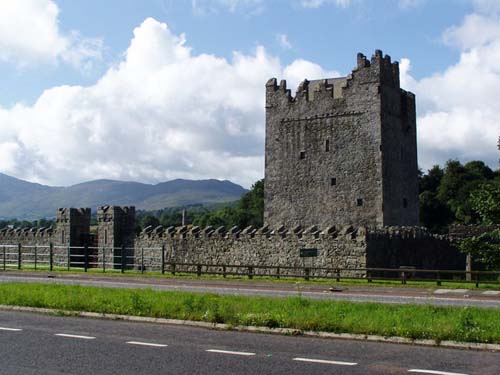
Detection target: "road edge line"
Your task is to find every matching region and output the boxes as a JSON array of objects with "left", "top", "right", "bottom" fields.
[{"left": 1, "top": 304, "right": 499, "bottom": 353}]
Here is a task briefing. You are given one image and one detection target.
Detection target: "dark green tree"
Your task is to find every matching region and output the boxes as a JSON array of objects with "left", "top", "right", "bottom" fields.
[
  {"left": 458, "top": 180, "right": 500, "bottom": 269},
  {"left": 193, "top": 179, "right": 264, "bottom": 229}
]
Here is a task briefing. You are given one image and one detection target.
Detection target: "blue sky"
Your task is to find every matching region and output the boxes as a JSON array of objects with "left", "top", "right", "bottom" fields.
[{"left": 0, "top": 0, "right": 498, "bottom": 187}]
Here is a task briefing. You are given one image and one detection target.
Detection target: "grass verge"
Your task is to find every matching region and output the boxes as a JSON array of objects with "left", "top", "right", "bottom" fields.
[{"left": 1, "top": 282, "right": 500, "bottom": 344}]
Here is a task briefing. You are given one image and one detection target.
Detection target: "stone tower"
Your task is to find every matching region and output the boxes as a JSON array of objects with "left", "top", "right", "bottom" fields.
[
  {"left": 54, "top": 208, "right": 91, "bottom": 266},
  {"left": 97, "top": 206, "right": 136, "bottom": 249},
  {"left": 54, "top": 208, "right": 91, "bottom": 247},
  {"left": 264, "top": 50, "right": 419, "bottom": 229},
  {"left": 97, "top": 206, "right": 136, "bottom": 268}
]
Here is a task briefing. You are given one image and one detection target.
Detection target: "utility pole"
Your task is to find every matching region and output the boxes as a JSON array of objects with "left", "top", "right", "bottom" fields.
[{"left": 182, "top": 209, "right": 186, "bottom": 226}]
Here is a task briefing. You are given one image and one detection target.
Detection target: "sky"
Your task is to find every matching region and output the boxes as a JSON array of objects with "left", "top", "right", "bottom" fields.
[{"left": 0, "top": 0, "right": 499, "bottom": 188}]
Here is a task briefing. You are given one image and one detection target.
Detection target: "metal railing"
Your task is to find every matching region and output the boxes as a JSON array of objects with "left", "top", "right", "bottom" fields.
[{"left": 1, "top": 243, "right": 499, "bottom": 286}]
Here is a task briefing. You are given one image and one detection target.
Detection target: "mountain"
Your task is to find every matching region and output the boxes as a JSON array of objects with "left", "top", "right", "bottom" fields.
[{"left": 0, "top": 173, "right": 247, "bottom": 220}]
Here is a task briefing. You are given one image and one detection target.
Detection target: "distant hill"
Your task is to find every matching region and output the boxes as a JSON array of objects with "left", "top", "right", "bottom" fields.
[{"left": 0, "top": 173, "right": 247, "bottom": 220}]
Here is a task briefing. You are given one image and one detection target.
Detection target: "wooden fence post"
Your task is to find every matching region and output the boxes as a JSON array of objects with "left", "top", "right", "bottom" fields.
[
  {"left": 121, "top": 245, "right": 126, "bottom": 273},
  {"left": 17, "top": 243, "right": 21, "bottom": 270},
  {"left": 49, "top": 243, "right": 53, "bottom": 271},
  {"left": 161, "top": 245, "right": 165, "bottom": 275},
  {"left": 304, "top": 267, "right": 310, "bottom": 281},
  {"left": 141, "top": 247, "right": 144, "bottom": 274},
  {"left": 84, "top": 245, "right": 89, "bottom": 272}
]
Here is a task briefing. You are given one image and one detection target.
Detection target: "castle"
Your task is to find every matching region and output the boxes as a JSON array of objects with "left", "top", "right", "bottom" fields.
[
  {"left": 0, "top": 51, "right": 465, "bottom": 274},
  {"left": 265, "top": 50, "right": 418, "bottom": 228}
]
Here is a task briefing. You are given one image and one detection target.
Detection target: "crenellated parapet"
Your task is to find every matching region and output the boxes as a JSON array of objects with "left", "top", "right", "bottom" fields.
[
  {"left": 266, "top": 49, "right": 401, "bottom": 110},
  {"left": 136, "top": 224, "right": 370, "bottom": 243},
  {"left": 0, "top": 226, "right": 54, "bottom": 246}
]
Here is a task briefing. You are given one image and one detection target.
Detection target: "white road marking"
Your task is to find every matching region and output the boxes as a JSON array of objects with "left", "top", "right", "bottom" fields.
[
  {"left": 293, "top": 357, "right": 357, "bottom": 366},
  {"left": 408, "top": 369, "right": 469, "bottom": 375},
  {"left": 126, "top": 341, "right": 167, "bottom": 347},
  {"left": 434, "top": 289, "right": 469, "bottom": 295},
  {"left": 55, "top": 333, "right": 96, "bottom": 340},
  {"left": 0, "top": 327, "right": 22, "bottom": 331},
  {"left": 482, "top": 290, "right": 500, "bottom": 296},
  {"left": 206, "top": 349, "right": 256, "bottom": 356}
]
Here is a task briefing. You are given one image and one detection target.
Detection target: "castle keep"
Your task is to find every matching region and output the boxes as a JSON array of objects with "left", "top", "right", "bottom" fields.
[
  {"left": 0, "top": 51, "right": 465, "bottom": 273},
  {"left": 265, "top": 50, "right": 419, "bottom": 229}
]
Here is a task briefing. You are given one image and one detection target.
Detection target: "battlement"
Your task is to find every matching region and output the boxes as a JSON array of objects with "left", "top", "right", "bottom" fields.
[
  {"left": 97, "top": 205, "right": 135, "bottom": 219},
  {"left": 266, "top": 50, "right": 401, "bottom": 106},
  {"left": 137, "top": 224, "right": 439, "bottom": 242},
  {"left": 354, "top": 50, "right": 400, "bottom": 88},
  {"left": 0, "top": 226, "right": 54, "bottom": 245}
]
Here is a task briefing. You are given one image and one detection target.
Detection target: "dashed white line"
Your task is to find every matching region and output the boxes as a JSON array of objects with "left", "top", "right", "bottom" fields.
[
  {"left": 408, "top": 369, "right": 469, "bottom": 375},
  {"left": 126, "top": 341, "right": 168, "bottom": 347},
  {"left": 0, "top": 327, "right": 22, "bottom": 331},
  {"left": 293, "top": 357, "right": 357, "bottom": 366},
  {"left": 482, "top": 290, "right": 500, "bottom": 296},
  {"left": 434, "top": 289, "right": 469, "bottom": 295},
  {"left": 55, "top": 333, "right": 96, "bottom": 340},
  {"left": 206, "top": 349, "right": 256, "bottom": 356}
]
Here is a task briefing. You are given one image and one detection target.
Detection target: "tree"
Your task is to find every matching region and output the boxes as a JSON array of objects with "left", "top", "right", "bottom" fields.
[
  {"left": 193, "top": 179, "right": 264, "bottom": 229},
  {"left": 458, "top": 180, "right": 500, "bottom": 269}
]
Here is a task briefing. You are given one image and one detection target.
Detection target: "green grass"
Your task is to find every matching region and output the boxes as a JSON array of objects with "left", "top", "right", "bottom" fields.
[
  {"left": 1, "top": 282, "right": 500, "bottom": 344},
  {"left": 4, "top": 265, "right": 500, "bottom": 290}
]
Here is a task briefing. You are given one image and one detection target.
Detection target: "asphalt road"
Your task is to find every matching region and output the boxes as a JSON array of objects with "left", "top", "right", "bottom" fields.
[
  {"left": 1, "top": 271, "right": 500, "bottom": 308},
  {"left": 0, "top": 310, "right": 498, "bottom": 375}
]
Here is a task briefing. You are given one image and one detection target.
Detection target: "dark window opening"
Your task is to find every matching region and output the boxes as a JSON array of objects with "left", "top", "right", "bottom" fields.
[
  {"left": 330, "top": 177, "right": 336, "bottom": 186},
  {"left": 403, "top": 198, "right": 408, "bottom": 208},
  {"left": 379, "top": 144, "right": 383, "bottom": 151},
  {"left": 325, "top": 139, "right": 330, "bottom": 152},
  {"left": 299, "top": 151, "right": 305, "bottom": 160},
  {"left": 357, "top": 198, "right": 363, "bottom": 207},
  {"left": 61, "top": 230, "right": 65, "bottom": 244},
  {"left": 104, "top": 229, "right": 108, "bottom": 245}
]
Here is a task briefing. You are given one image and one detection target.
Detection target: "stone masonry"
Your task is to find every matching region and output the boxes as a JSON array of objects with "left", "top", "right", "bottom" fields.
[
  {"left": 264, "top": 50, "right": 419, "bottom": 229},
  {"left": 97, "top": 206, "right": 136, "bottom": 268}
]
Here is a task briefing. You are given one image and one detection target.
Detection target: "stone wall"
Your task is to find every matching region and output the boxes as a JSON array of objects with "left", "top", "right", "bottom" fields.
[
  {"left": 135, "top": 224, "right": 368, "bottom": 276},
  {"left": 134, "top": 224, "right": 464, "bottom": 276},
  {"left": 264, "top": 50, "right": 419, "bottom": 229},
  {"left": 366, "top": 227, "right": 465, "bottom": 270},
  {"left": 0, "top": 218, "right": 465, "bottom": 275},
  {"left": 0, "top": 227, "right": 53, "bottom": 266}
]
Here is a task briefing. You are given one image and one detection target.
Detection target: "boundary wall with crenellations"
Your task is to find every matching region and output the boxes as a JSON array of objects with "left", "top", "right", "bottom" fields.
[
  {"left": 135, "top": 224, "right": 465, "bottom": 275},
  {"left": 0, "top": 210, "right": 466, "bottom": 275}
]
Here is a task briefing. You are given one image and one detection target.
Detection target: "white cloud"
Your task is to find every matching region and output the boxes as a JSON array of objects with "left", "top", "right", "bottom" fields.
[
  {"left": 0, "top": 0, "right": 102, "bottom": 69},
  {"left": 443, "top": 14, "right": 500, "bottom": 49},
  {"left": 276, "top": 33, "right": 292, "bottom": 50},
  {"left": 299, "top": 0, "right": 351, "bottom": 8},
  {"left": 0, "top": 17, "right": 335, "bottom": 188},
  {"left": 283, "top": 59, "right": 340, "bottom": 89},
  {"left": 400, "top": 12, "right": 500, "bottom": 171}
]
